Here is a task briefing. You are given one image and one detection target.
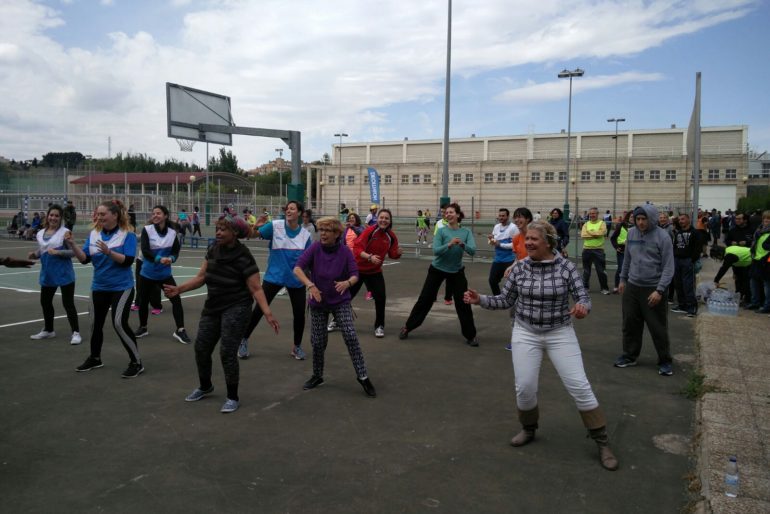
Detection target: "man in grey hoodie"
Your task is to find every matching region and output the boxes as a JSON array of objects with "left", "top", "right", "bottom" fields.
[{"left": 614, "top": 204, "right": 676, "bottom": 376}]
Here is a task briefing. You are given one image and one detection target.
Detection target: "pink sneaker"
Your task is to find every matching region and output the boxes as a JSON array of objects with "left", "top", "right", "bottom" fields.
[
  {"left": 130, "top": 304, "right": 139, "bottom": 312},
  {"left": 365, "top": 291, "right": 373, "bottom": 301},
  {"left": 151, "top": 307, "right": 163, "bottom": 316}
]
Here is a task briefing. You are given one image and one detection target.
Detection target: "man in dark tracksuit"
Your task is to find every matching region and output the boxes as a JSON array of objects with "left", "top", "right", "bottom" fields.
[
  {"left": 614, "top": 204, "right": 675, "bottom": 376},
  {"left": 671, "top": 213, "right": 701, "bottom": 317}
]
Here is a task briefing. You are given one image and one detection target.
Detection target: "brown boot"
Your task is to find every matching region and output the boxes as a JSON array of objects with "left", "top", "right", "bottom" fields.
[
  {"left": 510, "top": 406, "right": 539, "bottom": 447},
  {"left": 580, "top": 407, "right": 619, "bottom": 471}
]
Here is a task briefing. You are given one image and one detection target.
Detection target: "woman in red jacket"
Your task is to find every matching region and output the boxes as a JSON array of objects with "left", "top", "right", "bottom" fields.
[{"left": 350, "top": 208, "right": 403, "bottom": 338}]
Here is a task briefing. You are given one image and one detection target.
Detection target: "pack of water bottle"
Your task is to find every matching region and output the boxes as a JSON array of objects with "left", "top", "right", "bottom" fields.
[{"left": 707, "top": 288, "right": 739, "bottom": 316}]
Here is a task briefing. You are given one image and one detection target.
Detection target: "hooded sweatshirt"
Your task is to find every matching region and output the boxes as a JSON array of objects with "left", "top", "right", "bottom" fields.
[{"left": 619, "top": 204, "right": 674, "bottom": 293}]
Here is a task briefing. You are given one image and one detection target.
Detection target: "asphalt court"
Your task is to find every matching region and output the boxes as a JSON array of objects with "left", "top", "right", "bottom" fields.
[{"left": 0, "top": 232, "right": 696, "bottom": 513}]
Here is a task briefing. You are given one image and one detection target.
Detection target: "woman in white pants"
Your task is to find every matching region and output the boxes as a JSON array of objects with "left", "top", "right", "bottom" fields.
[{"left": 464, "top": 220, "right": 618, "bottom": 471}]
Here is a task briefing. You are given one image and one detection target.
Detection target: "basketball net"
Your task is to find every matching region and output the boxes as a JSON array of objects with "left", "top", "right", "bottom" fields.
[{"left": 176, "top": 139, "right": 196, "bottom": 152}]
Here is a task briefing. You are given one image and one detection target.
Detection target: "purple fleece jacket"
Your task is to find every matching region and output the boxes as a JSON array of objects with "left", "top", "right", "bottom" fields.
[{"left": 296, "top": 240, "right": 359, "bottom": 308}]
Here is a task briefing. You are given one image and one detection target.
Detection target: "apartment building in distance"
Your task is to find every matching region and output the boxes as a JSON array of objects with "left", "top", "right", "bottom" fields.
[{"left": 316, "top": 125, "right": 749, "bottom": 219}]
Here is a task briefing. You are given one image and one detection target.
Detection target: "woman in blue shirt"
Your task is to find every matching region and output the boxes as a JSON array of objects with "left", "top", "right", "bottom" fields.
[
  {"left": 399, "top": 203, "right": 478, "bottom": 346},
  {"left": 65, "top": 200, "right": 143, "bottom": 378},
  {"left": 27, "top": 204, "right": 81, "bottom": 345},
  {"left": 134, "top": 205, "right": 189, "bottom": 344}
]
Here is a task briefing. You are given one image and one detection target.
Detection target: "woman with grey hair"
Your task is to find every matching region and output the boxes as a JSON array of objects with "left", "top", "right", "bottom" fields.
[{"left": 464, "top": 220, "right": 618, "bottom": 471}]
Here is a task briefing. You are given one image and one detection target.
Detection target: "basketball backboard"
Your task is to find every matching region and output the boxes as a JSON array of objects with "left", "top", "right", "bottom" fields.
[{"left": 166, "top": 82, "right": 233, "bottom": 145}]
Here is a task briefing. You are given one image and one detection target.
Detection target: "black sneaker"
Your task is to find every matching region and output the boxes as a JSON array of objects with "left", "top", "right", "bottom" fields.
[
  {"left": 398, "top": 327, "right": 409, "bottom": 340},
  {"left": 303, "top": 375, "right": 324, "bottom": 390},
  {"left": 135, "top": 327, "right": 149, "bottom": 338},
  {"left": 466, "top": 337, "right": 479, "bottom": 347},
  {"left": 173, "top": 329, "right": 192, "bottom": 344},
  {"left": 121, "top": 362, "right": 145, "bottom": 378},
  {"left": 76, "top": 356, "right": 103, "bottom": 372},
  {"left": 357, "top": 376, "right": 377, "bottom": 398},
  {"left": 670, "top": 306, "right": 687, "bottom": 314}
]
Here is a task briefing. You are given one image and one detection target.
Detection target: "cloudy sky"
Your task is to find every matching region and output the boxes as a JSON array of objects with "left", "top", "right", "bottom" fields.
[{"left": 1, "top": 0, "right": 767, "bottom": 170}]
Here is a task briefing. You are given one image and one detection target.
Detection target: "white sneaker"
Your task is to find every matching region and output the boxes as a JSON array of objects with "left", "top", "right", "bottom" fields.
[
  {"left": 374, "top": 326, "right": 385, "bottom": 338},
  {"left": 70, "top": 332, "right": 82, "bottom": 345},
  {"left": 277, "top": 287, "right": 288, "bottom": 296},
  {"left": 30, "top": 330, "right": 56, "bottom": 340},
  {"left": 327, "top": 320, "right": 337, "bottom": 332}
]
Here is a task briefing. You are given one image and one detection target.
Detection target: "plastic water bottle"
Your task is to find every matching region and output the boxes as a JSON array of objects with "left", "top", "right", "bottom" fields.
[{"left": 725, "top": 456, "right": 739, "bottom": 497}]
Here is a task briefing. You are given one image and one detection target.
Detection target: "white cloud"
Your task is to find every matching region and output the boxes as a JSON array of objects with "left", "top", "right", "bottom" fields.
[
  {"left": 0, "top": 0, "right": 760, "bottom": 166},
  {"left": 496, "top": 71, "right": 666, "bottom": 103}
]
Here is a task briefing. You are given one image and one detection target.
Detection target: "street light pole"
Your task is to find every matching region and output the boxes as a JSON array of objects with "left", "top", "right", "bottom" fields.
[
  {"left": 607, "top": 117, "right": 626, "bottom": 218},
  {"left": 275, "top": 148, "right": 284, "bottom": 202},
  {"left": 558, "top": 68, "right": 584, "bottom": 222},
  {"left": 334, "top": 133, "right": 348, "bottom": 217}
]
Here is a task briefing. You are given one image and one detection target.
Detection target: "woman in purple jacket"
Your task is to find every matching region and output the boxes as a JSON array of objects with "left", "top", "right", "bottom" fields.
[{"left": 294, "top": 216, "right": 376, "bottom": 398}]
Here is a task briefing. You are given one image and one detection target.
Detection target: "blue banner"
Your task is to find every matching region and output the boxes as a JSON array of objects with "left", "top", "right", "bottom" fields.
[{"left": 367, "top": 167, "right": 380, "bottom": 204}]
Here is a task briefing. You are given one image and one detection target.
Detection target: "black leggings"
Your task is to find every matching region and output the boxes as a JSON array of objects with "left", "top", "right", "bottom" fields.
[
  {"left": 349, "top": 272, "right": 387, "bottom": 328},
  {"left": 134, "top": 260, "right": 161, "bottom": 309},
  {"left": 243, "top": 280, "right": 306, "bottom": 347},
  {"left": 90, "top": 289, "right": 140, "bottom": 363},
  {"left": 138, "top": 275, "right": 184, "bottom": 329},
  {"left": 40, "top": 282, "right": 79, "bottom": 333},
  {"left": 405, "top": 264, "right": 477, "bottom": 341}
]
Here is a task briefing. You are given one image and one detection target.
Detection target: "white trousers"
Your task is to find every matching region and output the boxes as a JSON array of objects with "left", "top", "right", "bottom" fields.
[{"left": 511, "top": 323, "right": 599, "bottom": 412}]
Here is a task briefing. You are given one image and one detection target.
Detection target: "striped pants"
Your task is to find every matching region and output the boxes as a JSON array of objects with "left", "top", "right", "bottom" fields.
[
  {"left": 309, "top": 303, "right": 367, "bottom": 379},
  {"left": 90, "top": 288, "right": 139, "bottom": 363}
]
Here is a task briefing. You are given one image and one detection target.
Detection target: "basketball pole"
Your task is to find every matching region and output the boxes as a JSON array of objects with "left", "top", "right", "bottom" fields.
[{"left": 205, "top": 142, "right": 210, "bottom": 226}]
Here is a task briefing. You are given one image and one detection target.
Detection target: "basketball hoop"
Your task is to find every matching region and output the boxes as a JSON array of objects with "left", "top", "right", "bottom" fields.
[{"left": 176, "top": 138, "right": 196, "bottom": 152}]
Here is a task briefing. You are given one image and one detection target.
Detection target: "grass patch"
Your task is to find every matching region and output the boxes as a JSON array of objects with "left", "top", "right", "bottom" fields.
[{"left": 682, "top": 371, "right": 719, "bottom": 400}]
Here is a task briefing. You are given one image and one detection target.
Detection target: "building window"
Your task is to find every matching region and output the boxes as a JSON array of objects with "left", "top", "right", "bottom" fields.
[
  {"left": 691, "top": 169, "right": 702, "bottom": 180},
  {"left": 423, "top": 174, "right": 432, "bottom": 184},
  {"left": 497, "top": 172, "right": 506, "bottom": 182},
  {"left": 708, "top": 169, "right": 720, "bottom": 180},
  {"left": 401, "top": 175, "right": 409, "bottom": 184},
  {"left": 581, "top": 171, "right": 591, "bottom": 182},
  {"left": 453, "top": 173, "right": 461, "bottom": 183},
  {"left": 465, "top": 173, "right": 474, "bottom": 183},
  {"left": 610, "top": 170, "right": 620, "bottom": 182},
  {"left": 347, "top": 176, "right": 355, "bottom": 185},
  {"left": 649, "top": 169, "right": 660, "bottom": 181},
  {"left": 725, "top": 169, "right": 736, "bottom": 180},
  {"left": 328, "top": 175, "right": 336, "bottom": 185},
  {"left": 412, "top": 174, "right": 420, "bottom": 184},
  {"left": 384, "top": 175, "right": 392, "bottom": 184},
  {"left": 634, "top": 170, "right": 645, "bottom": 181},
  {"left": 484, "top": 173, "right": 493, "bottom": 183},
  {"left": 364, "top": 175, "right": 369, "bottom": 185},
  {"left": 558, "top": 171, "right": 567, "bottom": 182},
  {"left": 510, "top": 172, "right": 519, "bottom": 183},
  {"left": 595, "top": 171, "right": 605, "bottom": 182},
  {"left": 531, "top": 171, "right": 540, "bottom": 182},
  {"left": 544, "top": 171, "right": 555, "bottom": 182},
  {"left": 665, "top": 169, "right": 677, "bottom": 181}
]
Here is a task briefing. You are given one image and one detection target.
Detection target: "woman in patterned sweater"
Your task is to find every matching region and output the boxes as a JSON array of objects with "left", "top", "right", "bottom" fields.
[{"left": 464, "top": 220, "right": 618, "bottom": 471}]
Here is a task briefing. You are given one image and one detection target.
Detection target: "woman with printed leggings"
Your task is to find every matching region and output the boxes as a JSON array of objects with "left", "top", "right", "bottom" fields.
[
  {"left": 350, "top": 208, "right": 403, "bottom": 338},
  {"left": 28, "top": 204, "right": 81, "bottom": 345},
  {"left": 165, "top": 215, "right": 278, "bottom": 414},
  {"left": 294, "top": 216, "right": 376, "bottom": 398},
  {"left": 65, "top": 200, "right": 143, "bottom": 378},
  {"left": 134, "top": 205, "right": 190, "bottom": 343},
  {"left": 239, "top": 200, "right": 312, "bottom": 360}
]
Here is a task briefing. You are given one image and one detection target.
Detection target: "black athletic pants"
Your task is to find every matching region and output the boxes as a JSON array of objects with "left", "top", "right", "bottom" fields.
[
  {"left": 349, "top": 271, "right": 387, "bottom": 328},
  {"left": 90, "top": 289, "right": 140, "bottom": 363},
  {"left": 243, "top": 280, "right": 306, "bottom": 347},
  {"left": 138, "top": 275, "right": 184, "bottom": 329},
  {"left": 41, "top": 282, "right": 79, "bottom": 333}
]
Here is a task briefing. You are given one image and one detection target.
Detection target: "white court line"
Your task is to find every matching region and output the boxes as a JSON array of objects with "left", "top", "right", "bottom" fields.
[
  {"left": 0, "top": 312, "right": 90, "bottom": 329},
  {"left": 0, "top": 286, "right": 92, "bottom": 299},
  {"left": 0, "top": 270, "right": 41, "bottom": 276}
]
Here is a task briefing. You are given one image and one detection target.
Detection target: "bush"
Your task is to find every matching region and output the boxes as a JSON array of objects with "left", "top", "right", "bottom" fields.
[{"left": 738, "top": 189, "right": 770, "bottom": 213}]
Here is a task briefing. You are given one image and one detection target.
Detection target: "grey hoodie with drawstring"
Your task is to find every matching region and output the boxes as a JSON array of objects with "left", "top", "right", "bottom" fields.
[{"left": 619, "top": 204, "right": 674, "bottom": 293}]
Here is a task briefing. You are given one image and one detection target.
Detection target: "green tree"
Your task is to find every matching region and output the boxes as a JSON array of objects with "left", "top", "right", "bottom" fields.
[{"left": 208, "top": 147, "right": 241, "bottom": 174}]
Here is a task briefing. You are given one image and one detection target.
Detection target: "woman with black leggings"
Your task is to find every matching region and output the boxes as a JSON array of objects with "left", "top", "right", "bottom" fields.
[
  {"left": 28, "top": 204, "right": 81, "bottom": 345},
  {"left": 134, "top": 205, "right": 190, "bottom": 344},
  {"left": 65, "top": 200, "right": 142, "bottom": 378}
]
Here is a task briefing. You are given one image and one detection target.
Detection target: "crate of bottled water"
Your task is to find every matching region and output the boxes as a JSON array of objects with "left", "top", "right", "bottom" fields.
[{"left": 707, "top": 289, "right": 739, "bottom": 316}]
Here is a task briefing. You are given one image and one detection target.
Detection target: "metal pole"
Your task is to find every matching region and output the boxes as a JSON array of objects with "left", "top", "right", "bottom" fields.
[
  {"left": 334, "top": 133, "right": 348, "bottom": 217},
  {"left": 558, "top": 68, "right": 584, "bottom": 222},
  {"left": 608, "top": 118, "right": 625, "bottom": 217},
  {"left": 206, "top": 142, "right": 210, "bottom": 226},
  {"left": 441, "top": 0, "right": 452, "bottom": 207}
]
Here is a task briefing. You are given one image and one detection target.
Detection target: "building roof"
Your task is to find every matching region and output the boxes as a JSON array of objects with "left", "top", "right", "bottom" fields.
[{"left": 71, "top": 172, "right": 206, "bottom": 185}]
